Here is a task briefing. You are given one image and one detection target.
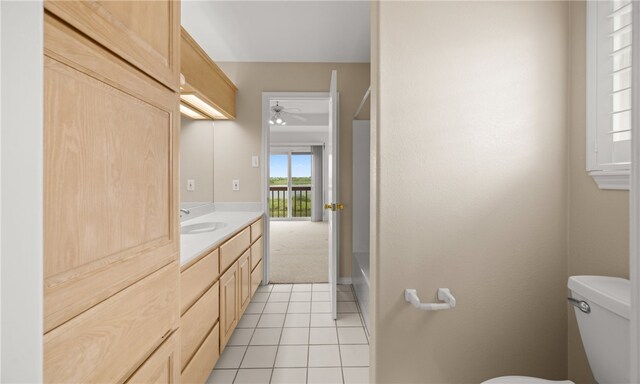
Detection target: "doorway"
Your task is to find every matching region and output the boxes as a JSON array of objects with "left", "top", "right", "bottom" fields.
[{"left": 263, "top": 94, "right": 332, "bottom": 284}]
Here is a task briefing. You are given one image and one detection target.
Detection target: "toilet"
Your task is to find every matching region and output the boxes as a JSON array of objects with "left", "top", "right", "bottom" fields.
[{"left": 482, "top": 275, "right": 630, "bottom": 384}]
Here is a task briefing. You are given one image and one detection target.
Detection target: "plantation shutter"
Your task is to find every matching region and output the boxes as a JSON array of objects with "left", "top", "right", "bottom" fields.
[{"left": 590, "top": 0, "right": 633, "bottom": 171}]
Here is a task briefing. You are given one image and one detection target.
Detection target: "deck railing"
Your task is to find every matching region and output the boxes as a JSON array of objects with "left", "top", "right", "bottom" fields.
[{"left": 269, "top": 185, "right": 312, "bottom": 218}]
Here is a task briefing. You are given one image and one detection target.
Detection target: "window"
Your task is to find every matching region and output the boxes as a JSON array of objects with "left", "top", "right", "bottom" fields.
[{"left": 587, "top": 0, "right": 632, "bottom": 189}]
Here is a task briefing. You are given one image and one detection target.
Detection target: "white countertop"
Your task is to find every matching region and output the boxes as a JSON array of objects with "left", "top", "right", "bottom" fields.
[{"left": 180, "top": 210, "right": 263, "bottom": 266}]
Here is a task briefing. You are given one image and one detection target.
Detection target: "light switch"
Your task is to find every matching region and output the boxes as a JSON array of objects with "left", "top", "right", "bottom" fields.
[
  {"left": 187, "top": 179, "right": 195, "bottom": 191},
  {"left": 232, "top": 179, "right": 240, "bottom": 191},
  {"left": 252, "top": 155, "right": 259, "bottom": 168}
]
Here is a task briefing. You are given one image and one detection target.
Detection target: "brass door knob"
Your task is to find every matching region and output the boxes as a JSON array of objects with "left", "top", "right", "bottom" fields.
[{"left": 324, "top": 203, "right": 345, "bottom": 211}]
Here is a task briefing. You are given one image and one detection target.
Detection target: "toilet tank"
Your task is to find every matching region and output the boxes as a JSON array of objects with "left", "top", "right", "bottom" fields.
[{"left": 568, "top": 276, "right": 630, "bottom": 384}]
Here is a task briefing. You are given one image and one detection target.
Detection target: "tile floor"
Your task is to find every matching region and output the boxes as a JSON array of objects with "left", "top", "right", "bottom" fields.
[{"left": 207, "top": 283, "right": 369, "bottom": 384}]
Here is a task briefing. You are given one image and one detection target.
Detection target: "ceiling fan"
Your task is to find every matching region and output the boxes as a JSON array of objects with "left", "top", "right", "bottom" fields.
[{"left": 269, "top": 101, "right": 307, "bottom": 125}]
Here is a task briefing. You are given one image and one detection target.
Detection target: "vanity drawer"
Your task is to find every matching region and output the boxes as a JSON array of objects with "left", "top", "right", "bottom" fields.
[
  {"left": 220, "top": 227, "right": 250, "bottom": 272},
  {"left": 251, "top": 259, "right": 263, "bottom": 296},
  {"left": 44, "top": 262, "right": 179, "bottom": 384},
  {"left": 251, "top": 218, "right": 263, "bottom": 243},
  {"left": 126, "top": 330, "right": 179, "bottom": 384},
  {"left": 181, "top": 248, "right": 219, "bottom": 314},
  {"left": 181, "top": 322, "right": 220, "bottom": 384},
  {"left": 181, "top": 281, "right": 219, "bottom": 369},
  {"left": 250, "top": 236, "right": 263, "bottom": 271}
]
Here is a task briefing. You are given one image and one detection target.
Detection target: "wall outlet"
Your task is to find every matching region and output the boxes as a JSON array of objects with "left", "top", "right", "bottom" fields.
[
  {"left": 252, "top": 155, "right": 259, "bottom": 168},
  {"left": 232, "top": 179, "right": 240, "bottom": 191},
  {"left": 187, "top": 179, "right": 195, "bottom": 191}
]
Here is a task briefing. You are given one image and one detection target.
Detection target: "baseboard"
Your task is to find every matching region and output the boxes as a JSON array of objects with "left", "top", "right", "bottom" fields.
[{"left": 338, "top": 277, "right": 352, "bottom": 285}]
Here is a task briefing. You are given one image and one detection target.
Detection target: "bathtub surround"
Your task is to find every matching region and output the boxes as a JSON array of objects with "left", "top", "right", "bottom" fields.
[
  {"left": 567, "top": 2, "right": 630, "bottom": 382},
  {"left": 372, "top": 2, "right": 570, "bottom": 382}
]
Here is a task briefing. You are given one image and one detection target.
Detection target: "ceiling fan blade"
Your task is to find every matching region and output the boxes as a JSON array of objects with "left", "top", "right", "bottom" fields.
[{"left": 287, "top": 114, "right": 308, "bottom": 122}]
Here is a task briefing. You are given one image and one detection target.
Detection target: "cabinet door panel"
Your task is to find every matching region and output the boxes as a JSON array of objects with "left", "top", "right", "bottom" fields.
[
  {"left": 238, "top": 250, "right": 251, "bottom": 315},
  {"left": 44, "top": 0, "right": 180, "bottom": 90},
  {"left": 126, "top": 331, "right": 180, "bottom": 384},
  {"left": 44, "top": 13, "right": 179, "bottom": 332},
  {"left": 45, "top": 262, "right": 179, "bottom": 384},
  {"left": 219, "top": 264, "right": 239, "bottom": 350}
]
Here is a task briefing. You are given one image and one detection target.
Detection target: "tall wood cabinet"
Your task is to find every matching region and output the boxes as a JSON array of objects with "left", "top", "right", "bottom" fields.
[{"left": 43, "top": 1, "right": 181, "bottom": 382}]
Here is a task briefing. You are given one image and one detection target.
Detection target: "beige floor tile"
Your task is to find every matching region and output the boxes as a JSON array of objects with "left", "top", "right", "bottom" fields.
[
  {"left": 228, "top": 328, "right": 254, "bottom": 346},
  {"left": 312, "top": 292, "right": 330, "bottom": 302},
  {"left": 263, "top": 302, "right": 289, "bottom": 314},
  {"left": 234, "top": 368, "right": 272, "bottom": 384},
  {"left": 311, "top": 302, "right": 331, "bottom": 313},
  {"left": 268, "top": 292, "right": 292, "bottom": 302},
  {"left": 336, "top": 302, "right": 358, "bottom": 313},
  {"left": 251, "top": 292, "right": 270, "bottom": 302},
  {"left": 308, "top": 345, "right": 341, "bottom": 367},
  {"left": 271, "top": 368, "right": 307, "bottom": 384},
  {"left": 257, "top": 314, "right": 286, "bottom": 328},
  {"left": 272, "top": 284, "right": 294, "bottom": 292},
  {"left": 309, "top": 327, "right": 338, "bottom": 345},
  {"left": 257, "top": 284, "right": 273, "bottom": 293},
  {"left": 292, "top": 284, "right": 313, "bottom": 292},
  {"left": 342, "top": 367, "right": 369, "bottom": 384},
  {"left": 250, "top": 328, "right": 282, "bottom": 346},
  {"left": 310, "top": 313, "right": 335, "bottom": 327},
  {"left": 337, "top": 327, "right": 368, "bottom": 345},
  {"left": 206, "top": 369, "right": 236, "bottom": 384},
  {"left": 237, "top": 314, "right": 261, "bottom": 329},
  {"left": 290, "top": 292, "right": 312, "bottom": 302},
  {"left": 240, "top": 346, "right": 278, "bottom": 368},
  {"left": 287, "top": 301, "right": 311, "bottom": 314},
  {"left": 274, "top": 345, "right": 309, "bottom": 368},
  {"left": 214, "top": 346, "right": 246, "bottom": 369},
  {"left": 284, "top": 313, "right": 310, "bottom": 327},
  {"left": 336, "top": 313, "right": 362, "bottom": 327},
  {"left": 279, "top": 327, "right": 310, "bottom": 345},
  {"left": 312, "top": 283, "right": 329, "bottom": 292},
  {"left": 246, "top": 302, "right": 266, "bottom": 314},
  {"left": 307, "top": 367, "right": 343, "bottom": 384},
  {"left": 339, "top": 345, "right": 369, "bottom": 367}
]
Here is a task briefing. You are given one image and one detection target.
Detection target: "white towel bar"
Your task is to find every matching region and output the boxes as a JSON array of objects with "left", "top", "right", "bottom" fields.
[{"left": 404, "top": 288, "right": 456, "bottom": 311}]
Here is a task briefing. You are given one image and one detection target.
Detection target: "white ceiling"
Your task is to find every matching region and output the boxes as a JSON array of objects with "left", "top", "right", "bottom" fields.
[
  {"left": 181, "top": 1, "right": 370, "bottom": 63},
  {"left": 270, "top": 99, "right": 329, "bottom": 114}
]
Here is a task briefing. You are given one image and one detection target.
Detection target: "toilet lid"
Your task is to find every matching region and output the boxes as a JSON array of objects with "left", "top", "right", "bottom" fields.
[{"left": 481, "top": 376, "right": 574, "bottom": 384}]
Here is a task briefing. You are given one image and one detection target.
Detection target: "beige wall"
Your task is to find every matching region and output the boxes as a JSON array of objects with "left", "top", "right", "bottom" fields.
[
  {"left": 372, "top": 2, "right": 570, "bottom": 382},
  {"left": 567, "top": 2, "right": 630, "bottom": 383},
  {"left": 180, "top": 117, "right": 215, "bottom": 203},
  {"left": 213, "top": 62, "right": 370, "bottom": 278}
]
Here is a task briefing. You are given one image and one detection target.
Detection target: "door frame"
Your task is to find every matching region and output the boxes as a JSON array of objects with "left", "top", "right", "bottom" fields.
[
  {"left": 631, "top": 3, "right": 640, "bottom": 380},
  {"left": 261, "top": 92, "right": 330, "bottom": 284}
]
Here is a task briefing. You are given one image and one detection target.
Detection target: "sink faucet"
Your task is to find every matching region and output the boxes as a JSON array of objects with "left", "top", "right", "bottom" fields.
[{"left": 180, "top": 208, "right": 190, "bottom": 216}]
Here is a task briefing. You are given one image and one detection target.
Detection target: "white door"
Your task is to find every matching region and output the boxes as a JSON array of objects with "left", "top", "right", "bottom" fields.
[{"left": 326, "top": 70, "right": 340, "bottom": 319}]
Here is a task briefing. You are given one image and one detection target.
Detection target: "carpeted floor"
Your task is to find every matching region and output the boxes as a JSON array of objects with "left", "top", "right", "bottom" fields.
[{"left": 269, "top": 220, "right": 328, "bottom": 283}]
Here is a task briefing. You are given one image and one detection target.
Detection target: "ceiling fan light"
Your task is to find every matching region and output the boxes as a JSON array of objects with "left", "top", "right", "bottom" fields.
[
  {"left": 281, "top": 121, "right": 286, "bottom": 125},
  {"left": 276, "top": 117, "right": 283, "bottom": 124},
  {"left": 269, "top": 119, "right": 274, "bottom": 125}
]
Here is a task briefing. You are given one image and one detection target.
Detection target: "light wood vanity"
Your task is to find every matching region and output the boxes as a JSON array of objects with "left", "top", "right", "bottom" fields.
[{"left": 180, "top": 217, "right": 264, "bottom": 382}]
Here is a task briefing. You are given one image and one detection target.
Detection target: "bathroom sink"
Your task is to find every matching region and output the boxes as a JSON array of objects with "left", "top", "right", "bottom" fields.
[{"left": 181, "top": 222, "right": 227, "bottom": 235}]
